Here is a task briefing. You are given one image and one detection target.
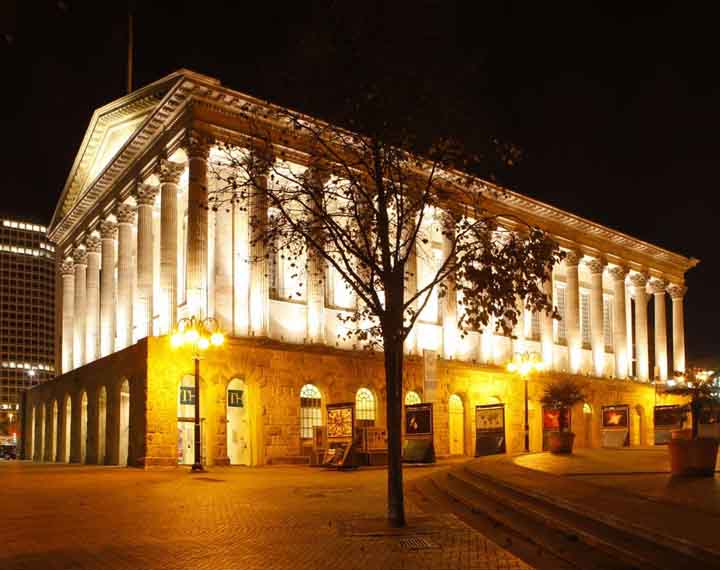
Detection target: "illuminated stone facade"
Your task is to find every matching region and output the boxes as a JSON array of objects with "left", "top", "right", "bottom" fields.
[{"left": 22, "top": 70, "right": 697, "bottom": 466}]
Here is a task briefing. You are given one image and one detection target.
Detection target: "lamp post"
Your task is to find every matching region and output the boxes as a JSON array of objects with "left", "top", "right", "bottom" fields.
[
  {"left": 170, "top": 316, "right": 225, "bottom": 472},
  {"left": 507, "top": 351, "right": 545, "bottom": 453}
]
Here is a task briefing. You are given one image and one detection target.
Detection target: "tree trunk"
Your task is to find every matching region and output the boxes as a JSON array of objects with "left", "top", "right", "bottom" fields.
[{"left": 384, "top": 334, "right": 405, "bottom": 527}]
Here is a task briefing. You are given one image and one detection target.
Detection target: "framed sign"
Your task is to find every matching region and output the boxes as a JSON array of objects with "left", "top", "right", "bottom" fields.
[
  {"left": 227, "top": 389, "right": 244, "bottom": 408},
  {"left": 654, "top": 405, "right": 683, "bottom": 429},
  {"left": 602, "top": 405, "right": 629, "bottom": 428},
  {"left": 405, "top": 403, "right": 433, "bottom": 437},
  {"left": 321, "top": 441, "right": 352, "bottom": 467},
  {"left": 180, "top": 386, "right": 195, "bottom": 406},
  {"left": 475, "top": 404, "right": 506, "bottom": 456},
  {"left": 542, "top": 407, "right": 571, "bottom": 431},
  {"left": 327, "top": 403, "right": 354, "bottom": 440}
]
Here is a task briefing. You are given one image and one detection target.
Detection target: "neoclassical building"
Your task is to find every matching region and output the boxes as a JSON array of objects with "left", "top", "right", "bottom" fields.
[{"left": 23, "top": 70, "right": 697, "bottom": 467}]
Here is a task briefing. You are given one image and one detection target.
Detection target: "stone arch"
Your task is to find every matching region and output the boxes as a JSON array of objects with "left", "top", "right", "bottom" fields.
[
  {"left": 177, "top": 374, "right": 209, "bottom": 466},
  {"left": 63, "top": 394, "right": 72, "bottom": 463},
  {"left": 449, "top": 393, "right": 465, "bottom": 455},
  {"left": 226, "top": 378, "right": 251, "bottom": 466},
  {"left": 633, "top": 404, "right": 646, "bottom": 446},
  {"left": 97, "top": 386, "right": 107, "bottom": 464},
  {"left": 38, "top": 403, "right": 46, "bottom": 461},
  {"left": 80, "top": 391, "right": 88, "bottom": 463},
  {"left": 582, "top": 402, "right": 594, "bottom": 448},
  {"left": 404, "top": 390, "right": 422, "bottom": 406},
  {"left": 118, "top": 379, "right": 130, "bottom": 466},
  {"left": 29, "top": 405, "right": 36, "bottom": 461},
  {"left": 50, "top": 400, "right": 58, "bottom": 462}
]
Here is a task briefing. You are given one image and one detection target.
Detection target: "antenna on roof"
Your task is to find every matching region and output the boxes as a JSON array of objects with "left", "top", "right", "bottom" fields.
[{"left": 126, "top": 9, "right": 133, "bottom": 94}]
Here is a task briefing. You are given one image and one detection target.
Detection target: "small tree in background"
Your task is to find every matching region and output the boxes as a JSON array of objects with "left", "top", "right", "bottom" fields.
[
  {"left": 664, "top": 368, "right": 720, "bottom": 438},
  {"left": 208, "top": 100, "right": 563, "bottom": 527},
  {"left": 541, "top": 379, "right": 586, "bottom": 432}
]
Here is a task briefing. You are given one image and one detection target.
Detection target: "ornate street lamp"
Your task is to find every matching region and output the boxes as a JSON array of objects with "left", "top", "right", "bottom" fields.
[
  {"left": 170, "top": 316, "right": 225, "bottom": 472},
  {"left": 507, "top": 351, "right": 546, "bottom": 453}
]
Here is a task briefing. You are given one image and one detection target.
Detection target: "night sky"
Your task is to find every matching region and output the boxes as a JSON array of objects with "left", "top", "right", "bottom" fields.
[{"left": 1, "top": 2, "right": 717, "bottom": 361}]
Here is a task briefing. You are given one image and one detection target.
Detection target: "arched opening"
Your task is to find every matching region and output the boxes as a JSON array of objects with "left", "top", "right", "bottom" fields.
[
  {"left": 355, "top": 388, "right": 376, "bottom": 427},
  {"left": 119, "top": 380, "right": 130, "bottom": 466},
  {"left": 63, "top": 395, "right": 72, "bottom": 463},
  {"left": 299, "top": 384, "right": 322, "bottom": 454},
  {"left": 583, "top": 403, "right": 593, "bottom": 448},
  {"left": 80, "top": 391, "right": 88, "bottom": 463},
  {"left": 97, "top": 386, "right": 107, "bottom": 464},
  {"left": 178, "top": 375, "right": 205, "bottom": 465},
  {"left": 634, "top": 405, "right": 645, "bottom": 446},
  {"left": 404, "top": 391, "right": 422, "bottom": 406},
  {"left": 449, "top": 394, "right": 465, "bottom": 455},
  {"left": 39, "top": 404, "right": 46, "bottom": 461},
  {"left": 29, "top": 406, "right": 35, "bottom": 461},
  {"left": 51, "top": 400, "right": 58, "bottom": 462},
  {"left": 226, "top": 378, "right": 250, "bottom": 465}
]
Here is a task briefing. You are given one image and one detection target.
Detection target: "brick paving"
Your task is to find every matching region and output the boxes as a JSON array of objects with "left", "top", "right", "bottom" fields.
[{"left": 1, "top": 462, "right": 530, "bottom": 570}]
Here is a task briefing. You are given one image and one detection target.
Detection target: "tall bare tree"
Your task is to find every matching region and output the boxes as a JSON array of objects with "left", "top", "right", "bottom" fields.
[{"left": 208, "top": 101, "right": 562, "bottom": 527}]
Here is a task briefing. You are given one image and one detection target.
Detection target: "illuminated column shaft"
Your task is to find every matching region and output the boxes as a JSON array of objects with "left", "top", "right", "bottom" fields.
[
  {"left": 405, "top": 243, "right": 419, "bottom": 354},
  {"left": 630, "top": 272, "right": 649, "bottom": 381},
  {"left": 441, "top": 217, "right": 457, "bottom": 360},
  {"left": 668, "top": 284, "right": 686, "bottom": 374},
  {"left": 116, "top": 204, "right": 136, "bottom": 350},
  {"left": 73, "top": 247, "right": 87, "bottom": 368},
  {"left": 99, "top": 220, "right": 117, "bottom": 357},
  {"left": 587, "top": 259, "right": 606, "bottom": 377},
  {"left": 234, "top": 200, "right": 250, "bottom": 336},
  {"left": 85, "top": 236, "right": 101, "bottom": 363},
  {"left": 136, "top": 184, "right": 158, "bottom": 338},
  {"left": 249, "top": 168, "right": 269, "bottom": 337},
  {"left": 609, "top": 266, "right": 628, "bottom": 379},
  {"left": 564, "top": 251, "right": 581, "bottom": 374},
  {"left": 215, "top": 198, "right": 233, "bottom": 332},
  {"left": 649, "top": 279, "right": 668, "bottom": 380},
  {"left": 60, "top": 259, "right": 75, "bottom": 373},
  {"left": 160, "top": 159, "right": 184, "bottom": 332},
  {"left": 186, "top": 131, "right": 211, "bottom": 317},
  {"left": 540, "top": 276, "right": 554, "bottom": 368}
]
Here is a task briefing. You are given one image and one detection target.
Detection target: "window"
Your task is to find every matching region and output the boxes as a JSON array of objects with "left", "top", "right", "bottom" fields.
[
  {"left": 554, "top": 285, "right": 566, "bottom": 344},
  {"left": 355, "top": 388, "right": 376, "bottom": 423},
  {"left": 603, "top": 296, "right": 614, "bottom": 352},
  {"left": 404, "top": 391, "right": 421, "bottom": 406},
  {"left": 529, "top": 311, "right": 541, "bottom": 341},
  {"left": 299, "top": 384, "right": 322, "bottom": 439},
  {"left": 271, "top": 243, "right": 307, "bottom": 302},
  {"left": 580, "top": 291, "right": 591, "bottom": 348}
]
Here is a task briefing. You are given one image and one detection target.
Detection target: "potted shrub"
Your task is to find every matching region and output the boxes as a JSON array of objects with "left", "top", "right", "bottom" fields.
[
  {"left": 541, "top": 378, "right": 586, "bottom": 454},
  {"left": 664, "top": 368, "right": 719, "bottom": 477}
]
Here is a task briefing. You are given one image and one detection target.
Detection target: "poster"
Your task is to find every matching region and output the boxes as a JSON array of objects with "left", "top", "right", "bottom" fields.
[
  {"left": 227, "top": 389, "right": 244, "bottom": 408},
  {"left": 423, "top": 349, "right": 439, "bottom": 402},
  {"left": 405, "top": 403, "right": 433, "bottom": 436},
  {"left": 602, "top": 406, "right": 629, "bottom": 428},
  {"left": 475, "top": 404, "right": 506, "bottom": 456},
  {"left": 326, "top": 403, "right": 354, "bottom": 439},
  {"left": 654, "top": 405, "right": 683, "bottom": 429},
  {"left": 180, "top": 386, "right": 195, "bottom": 405},
  {"left": 542, "top": 407, "right": 571, "bottom": 431}
]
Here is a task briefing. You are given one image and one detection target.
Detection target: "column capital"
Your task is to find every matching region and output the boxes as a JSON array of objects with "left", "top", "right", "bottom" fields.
[
  {"left": 72, "top": 246, "right": 88, "bottom": 266},
  {"left": 85, "top": 235, "right": 102, "bottom": 253},
  {"left": 667, "top": 283, "right": 687, "bottom": 300},
  {"left": 608, "top": 265, "right": 628, "bottom": 281},
  {"left": 185, "top": 129, "right": 212, "bottom": 161},
  {"left": 159, "top": 159, "right": 185, "bottom": 184},
  {"left": 115, "top": 203, "right": 136, "bottom": 225},
  {"left": 628, "top": 272, "right": 648, "bottom": 288},
  {"left": 563, "top": 249, "right": 582, "bottom": 267},
  {"left": 585, "top": 257, "right": 606, "bottom": 275},
  {"left": 60, "top": 258, "right": 74, "bottom": 275},
  {"left": 99, "top": 220, "right": 117, "bottom": 239},
  {"left": 647, "top": 278, "right": 667, "bottom": 295},
  {"left": 135, "top": 182, "right": 159, "bottom": 206}
]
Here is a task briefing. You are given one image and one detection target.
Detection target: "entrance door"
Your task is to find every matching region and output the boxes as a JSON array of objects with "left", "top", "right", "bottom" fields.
[
  {"left": 178, "top": 375, "right": 195, "bottom": 465},
  {"left": 119, "top": 381, "right": 130, "bottom": 465},
  {"left": 227, "top": 379, "right": 250, "bottom": 465},
  {"left": 449, "top": 394, "right": 464, "bottom": 455}
]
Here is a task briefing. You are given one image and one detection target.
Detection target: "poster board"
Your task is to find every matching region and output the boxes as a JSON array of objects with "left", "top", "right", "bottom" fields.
[
  {"left": 542, "top": 407, "right": 571, "bottom": 451},
  {"left": 475, "top": 404, "right": 506, "bottom": 456},
  {"left": 601, "top": 405, "right": 629, "bottom": 447},
  {"left": 322, "top": 403, "right": 355, "bottom": 468},
  {"left": 654, "top": 405, "right": 684, "bottom": 445},
  {"left": 403, "top": 403, "right": 435, "bottom": 463}
]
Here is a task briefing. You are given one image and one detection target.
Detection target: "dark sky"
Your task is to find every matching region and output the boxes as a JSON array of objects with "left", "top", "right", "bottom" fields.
[{"left": 1, "top": 1, "right": 718, "bottom": 361}]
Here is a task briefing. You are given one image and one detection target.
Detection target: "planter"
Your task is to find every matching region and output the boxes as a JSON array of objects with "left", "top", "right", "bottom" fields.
[
  {"left": 548, "top": 431, "right": 575, "bottom": 454},
  {"left": 668, "top": 437, "right": 719, "bottom": 476}
]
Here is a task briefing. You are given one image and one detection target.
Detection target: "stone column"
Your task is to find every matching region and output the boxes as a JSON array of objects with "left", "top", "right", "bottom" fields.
[
  {"left": 248, "top": 155, "right": 270, "bottom": 337},
  {"left": 540, "top": 276, "right": 554, "bottom": 368},
  {"left": 60, "top": 258, "right": 75, "bottom": 373},
  {"left": 159, "top": 159, "right": 184, "bottom": 333},
  {"left": 85, "top": 235, "right": 101, "bottom": 362},
  {"left": 72, "top": 247, "right": 88, "bottom": 368},
  {"left": 564, "top": 251, "right": 582, "bottom": 374},
  {"left": 214, "top": 197, "right": 234, "bottom": 333},
  {"left": 136, "top": 183, "right": 159, "bottom": 339},
  {"left": 441, "top": 216, "right": 457, "bottom": 360},
  {"left": 608, "top": 266, "right": 628, "bottom": 379},
  {"left": 116, "top": 204, "right": 136, "bottom": 350},
  {"left": 649, "top": 278, "right": 668, "bottom": 381},
  {"left": 304, "top": 167, "right": 328, "bottom": 344},
  {"left": 99, "top": 220, "right": 117, "bottom": 357},
  {"left": 586, "top": 258, "right": 606, "bottom": 377},
  {"left": 186, "top": 131, "right": 211, "bottom": 317},
  {"left": 630, "top": 272, "right": 649, "bottom": 381},
  {"left": 667, "top": 284, "right": 687, "bottom": 374}
]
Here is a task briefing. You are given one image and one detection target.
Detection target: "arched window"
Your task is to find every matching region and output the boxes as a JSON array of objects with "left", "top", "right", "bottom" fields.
[
  {"left": 449, "top": 394, "right": 465, "bottom": 455},
  {"left": 355, "top": 388, "right": 376, "bottom": 423},
  {"left": 405, "top": 391, "right": 421, "bottom": 406},
  {"left": 300, "top": 384, "right": 322, "bottom": 439}
]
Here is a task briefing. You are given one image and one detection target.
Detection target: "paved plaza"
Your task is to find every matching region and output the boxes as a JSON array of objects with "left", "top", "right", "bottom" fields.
[{"left": 1, "top": 461, "right": 529, "bottom": 570}]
